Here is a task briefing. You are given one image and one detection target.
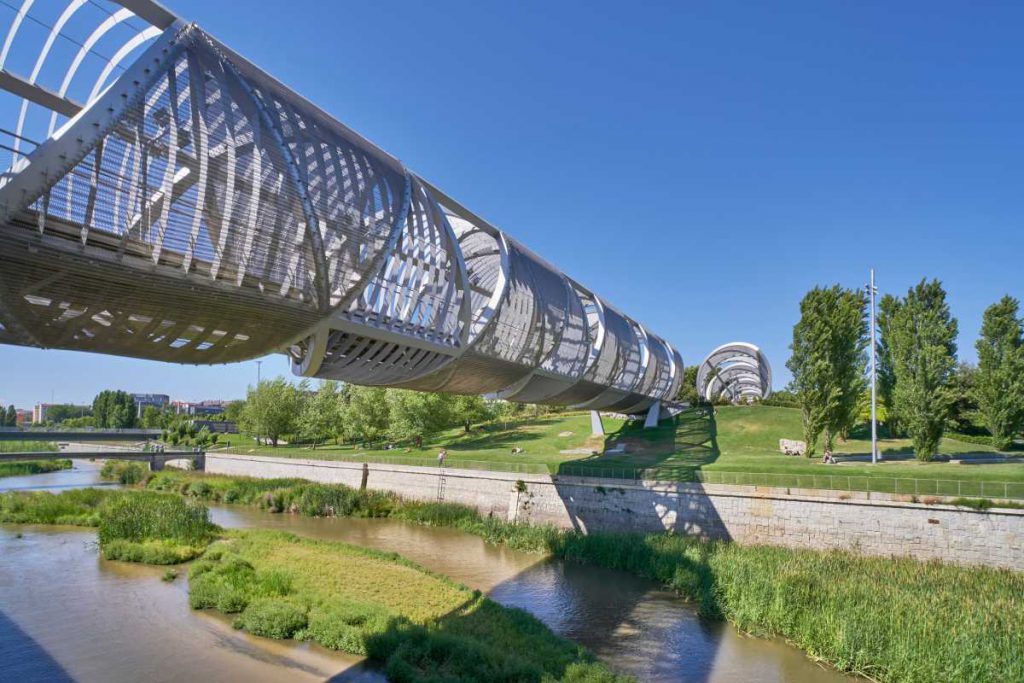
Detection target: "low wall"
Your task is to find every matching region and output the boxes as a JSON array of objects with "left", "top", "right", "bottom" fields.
[{"left": 207, "top": 453, "right": 1024, "bottom": 571}]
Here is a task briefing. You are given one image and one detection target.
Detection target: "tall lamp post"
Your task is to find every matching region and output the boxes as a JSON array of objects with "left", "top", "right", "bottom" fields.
[{"left": 866, "top": 270, "right": 879, "bottom": 464}]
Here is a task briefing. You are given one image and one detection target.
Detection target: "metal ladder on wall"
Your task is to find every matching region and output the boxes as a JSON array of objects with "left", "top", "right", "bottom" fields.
[{"left": 436, "top": 465, "right": 447, "bottom": 502}]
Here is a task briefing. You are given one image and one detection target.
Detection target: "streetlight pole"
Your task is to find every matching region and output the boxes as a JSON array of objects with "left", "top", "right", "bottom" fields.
[{"left": 867, "top": 269, "right": 879, "bottom": 464}]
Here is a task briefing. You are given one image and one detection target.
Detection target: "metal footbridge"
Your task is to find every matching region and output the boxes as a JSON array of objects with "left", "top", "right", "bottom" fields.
[{"left": 0, "top": 0, "right": 683, "bottom": 416}]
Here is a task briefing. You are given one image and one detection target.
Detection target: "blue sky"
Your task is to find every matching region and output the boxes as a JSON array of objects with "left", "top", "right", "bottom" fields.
[{"left": 2, "top": 0, "right": 1022, "bottom": 408}]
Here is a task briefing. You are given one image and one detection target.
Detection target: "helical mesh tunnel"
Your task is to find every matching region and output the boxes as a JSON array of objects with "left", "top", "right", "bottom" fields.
[{"left": 0, "top": 1, "right": 683, "bottom": 413}]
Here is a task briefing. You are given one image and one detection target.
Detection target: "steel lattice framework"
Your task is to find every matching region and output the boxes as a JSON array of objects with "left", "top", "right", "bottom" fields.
[
  {"left": 696, "top": 342, "right": 771, "bottom": 403},
  {"left": 0, "top": 0, "right": 683, "bottom": 414}
]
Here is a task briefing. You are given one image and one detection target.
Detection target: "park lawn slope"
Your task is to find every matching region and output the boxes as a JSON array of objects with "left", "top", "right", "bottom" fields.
[
  {"left": 221, "top": 411, "right": 627, "bottom": 471},
  {"left": 191, "top": 529, "right": 625, "bottom": 682},
  {"left": 218, "top": 406, "right": 1024, "bottom": 491}
]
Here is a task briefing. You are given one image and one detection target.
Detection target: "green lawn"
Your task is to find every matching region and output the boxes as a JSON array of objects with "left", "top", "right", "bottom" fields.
[
  {"left": 220, "top": 406, "right": 1024, "bottom": 496},
  {"left": 218, "top": 411, "right": 630, "bottom": 473}
]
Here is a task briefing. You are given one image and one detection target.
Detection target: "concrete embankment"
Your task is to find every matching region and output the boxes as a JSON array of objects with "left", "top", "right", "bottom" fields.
[{"left": 207, "top": 452, "right": 1024, "bottom": 571}]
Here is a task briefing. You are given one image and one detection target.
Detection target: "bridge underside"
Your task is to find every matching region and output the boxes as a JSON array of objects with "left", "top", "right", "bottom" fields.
[{"left": 0, "top": 2, "right": 683, "bottom": 414}]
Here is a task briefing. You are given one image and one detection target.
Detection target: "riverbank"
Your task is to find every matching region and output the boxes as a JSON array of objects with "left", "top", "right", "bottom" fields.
[
  {"left": 0, "top": 459, "right": 70, "bottom": 478},
  {"left": 92, "top": 465, "right": 1024, "bottom": 682}
]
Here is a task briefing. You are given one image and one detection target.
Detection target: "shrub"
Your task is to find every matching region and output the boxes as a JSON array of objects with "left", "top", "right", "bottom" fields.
[
  {"left": 306, "top": 602, "right": 392, "bottom": 654},
  {"left": 234, "top": 598, "right": 308, "bottom": 639},
  {"left": 100, "top": 460, "right": 151, "bottom": 485}
]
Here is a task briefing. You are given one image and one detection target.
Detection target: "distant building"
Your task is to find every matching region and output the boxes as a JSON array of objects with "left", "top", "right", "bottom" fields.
[
  {"left": 132, "top": 393, "right": 170, "bottom": 418},
  {"left": 15, "top": 409, "right": 32, "bottom": 426},
  {"left": 32, "top": 403, "right": 51, "bottom": 423},
  {"left": 173, "top": 400, "right": 228, "bottom": 417}
]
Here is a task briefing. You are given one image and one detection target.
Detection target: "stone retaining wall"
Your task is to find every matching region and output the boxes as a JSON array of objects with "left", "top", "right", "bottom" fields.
[{"left": 207, "top": 453, "right": 1024, "bottom": 571}]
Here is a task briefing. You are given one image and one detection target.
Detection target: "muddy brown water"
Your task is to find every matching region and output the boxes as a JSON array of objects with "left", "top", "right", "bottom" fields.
[{"left": 1, "top": 462, "right": 853, "bottom": 682}]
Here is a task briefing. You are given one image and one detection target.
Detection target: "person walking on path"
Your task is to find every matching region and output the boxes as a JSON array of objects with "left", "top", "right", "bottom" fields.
[{"left": 437, "top": 448, "right": 447, "bottom": 467}]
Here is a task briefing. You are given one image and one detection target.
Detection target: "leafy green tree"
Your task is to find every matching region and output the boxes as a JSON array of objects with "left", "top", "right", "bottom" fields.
[
  {"left": 63, "top": 416, "right": 96, "bottom": 428},
  {"left": 975, "top": 296, "right": 1024, "bottom": 450},
  {"left": 948, "top": 362, "right": 982, "bottom": 434},
  {"left": 450, "top": 394, "right": 493, "bottom": 432},
  {"left": 340, "top": 386, "right": 390, "bottom": 444},
  {"left": 239, "top": 378, "right": 306, "bottom": 447},
  {"left": 386, "top": 390, "right": 454, "bottom": 443},
  {"left": 92, "top": 390, "right": 136, "bottom": 428},
  {"left": 787, "top": 285, "right": 868, "bottom": 456},
  {"left": 3, "top": 405, "right": 15, "bottom": 427},
  {"left": 876, "top": 295, "right": 903, "bottom": 437},
  {"left": 223, "top": 400, "right": 246, "bottom": 423},
  {"left": 675, "top": 366, "right": 701, "bottom": 405},
  {"left": 41, "top": 403, "right": 91, "bottom": 424},
  {"left": 141, "top": 405, "right": 165, "bottom": 429},
  {"left": 884, "top": 279, "right": 959, "bottom": 461},
  {"left": 299, "top": 381, "right": 343, "bottom": 448}
]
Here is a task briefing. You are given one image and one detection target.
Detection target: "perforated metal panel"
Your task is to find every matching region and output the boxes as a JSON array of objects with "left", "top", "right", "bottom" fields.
[{"left": 0, "top": 4, "right": 683, "bottom": 413}]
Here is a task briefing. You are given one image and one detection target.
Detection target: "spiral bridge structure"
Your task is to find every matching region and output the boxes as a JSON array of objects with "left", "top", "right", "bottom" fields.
[
  {"left": 0, "top": 0, "right": 683, "bottom": 414},
  {"left": 696, "top": 342, "right": 771, "bottom": 404}
]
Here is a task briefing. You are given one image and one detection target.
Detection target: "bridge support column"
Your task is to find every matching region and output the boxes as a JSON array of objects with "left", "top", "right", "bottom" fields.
[
  {"left": 149, "top": 454, "right": 165, "bottom": 471},
  {"left": 644, "top": 401, "right": 661, "bottom": 429},
  {"left": 194, "top": 453, "right": 206, "bottom": 471},
  {"left": 590, "top": 410, "right": 605, "bottom": 436}
]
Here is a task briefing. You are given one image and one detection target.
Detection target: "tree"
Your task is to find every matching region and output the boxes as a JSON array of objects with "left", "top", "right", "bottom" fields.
[
  {"left": 386, "top": 390, "right": 454, "bottom": 443},
  {"left": 948, "top": 362, "right": 981, "bottom": 434},
  {"left": 675, "top": 366, "right": 701, "bottom": 405},
  {"left": 223, "top": 400, "right": 246, "bottom": 423},
  {"left": 239, "top": 377, "right": 305, "bottom": 446},
  {"left": 340, "top": 386, "right": 390, "bottom": 445},
  {"left": 884, "top": 279, "right": 958, "bottom": 461},
  {"left": 450, "top": 394, "right": 493, "bottom": 432},
  {"left": 3, "top": 405, "right": 15, "bottom": 427},
  {"left": 786, "top": 285, "right": 868, "bottom": 456},
  {"left": 975, "top": 296, "right": 1024, "bottom": 450},
  {"left": 299, "top": 381, "right": 343, "bottom": 448},
  {"left": 876, "top": 295, "right": 903, "bottom": 437},
  {"left": 141, "top": 405, "right": 164, "bottom": 429},
  {"left": 92, "top": 390, "right": 136, "bottom": 428}
]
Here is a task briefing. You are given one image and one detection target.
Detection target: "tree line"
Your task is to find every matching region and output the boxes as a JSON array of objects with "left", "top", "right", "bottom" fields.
[
  {"left": 786, "top": 280, "right": 1024, "bottom": 459},
  {"left": 237, "top": 380, "right": 532, "bottom": 448}
]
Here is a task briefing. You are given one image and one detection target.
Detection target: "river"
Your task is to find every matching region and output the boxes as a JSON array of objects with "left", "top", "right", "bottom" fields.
[{"left": 0, "top": 462, "right": 852, "bottom": 682}]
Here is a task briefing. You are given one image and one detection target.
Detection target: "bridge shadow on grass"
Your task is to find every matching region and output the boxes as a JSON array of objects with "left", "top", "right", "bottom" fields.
[
  {"left": 556, "top": 407, "right": 720, "bottom": 481},
  {"left": 441, "top": 415, "right": 572, "bottom": 457},
  {"left": 0, "top": 610, "right": 74, "bottom": 682}
]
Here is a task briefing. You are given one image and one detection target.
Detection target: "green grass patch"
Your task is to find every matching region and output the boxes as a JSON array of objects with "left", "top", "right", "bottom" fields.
[
  {"left": 190, "top": 530, "right": 625, "bottom": 682},
  {"left": 0, "top": 458, "right": 72, "bottom": 478}
]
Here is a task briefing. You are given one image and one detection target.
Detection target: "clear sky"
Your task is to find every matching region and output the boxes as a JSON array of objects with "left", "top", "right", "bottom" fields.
[{"left": 1, "top": 0, "right": 1022, "bottom": 408}]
